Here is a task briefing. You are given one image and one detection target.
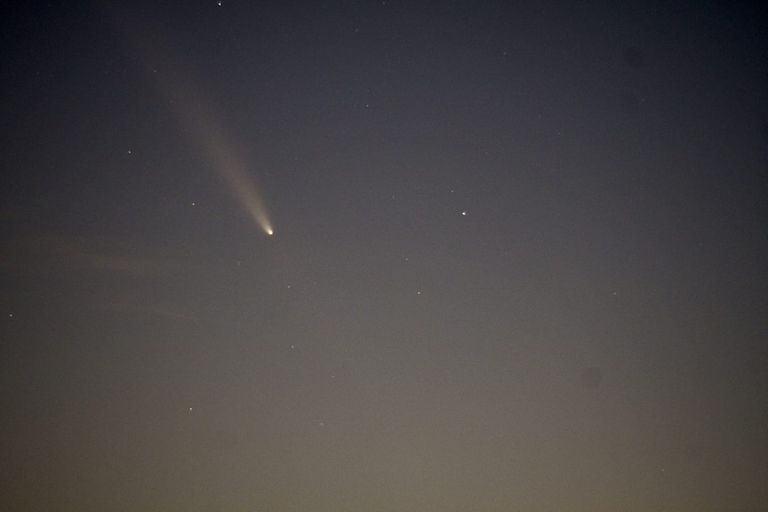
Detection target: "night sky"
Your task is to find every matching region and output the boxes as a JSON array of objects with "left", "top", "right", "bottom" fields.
[{"left": 2, "top": 1, "right": 768, "bottom": 510}]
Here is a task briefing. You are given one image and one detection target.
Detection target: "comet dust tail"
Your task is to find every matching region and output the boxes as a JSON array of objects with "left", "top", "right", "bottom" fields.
[
  {"left": 215, "top": 160, "right": 273, "bottom": 237},
  {"left": 104, "top": 6, "right": 275, "bottom": 238}
]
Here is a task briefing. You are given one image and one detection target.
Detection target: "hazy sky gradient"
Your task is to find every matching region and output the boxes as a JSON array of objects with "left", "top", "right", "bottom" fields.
[{"left": 1, "top": 1, "right": 767, "bottom": 510}]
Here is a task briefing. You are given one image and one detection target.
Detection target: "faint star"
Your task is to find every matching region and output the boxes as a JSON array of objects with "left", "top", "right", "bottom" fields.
[
  {"left": 127, "top": 149, "right": 133, "bottom": 155},
  {"left": 416, "top": 290, "right": 422, "bottom": 295},
  {"left": 188, "top": 407, "right": 193, "bottom": 412}
]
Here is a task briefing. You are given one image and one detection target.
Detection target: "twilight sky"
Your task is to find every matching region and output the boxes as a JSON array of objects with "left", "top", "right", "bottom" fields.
[{"left": 1, "top": 1, "right": 767, "bottom": 510}]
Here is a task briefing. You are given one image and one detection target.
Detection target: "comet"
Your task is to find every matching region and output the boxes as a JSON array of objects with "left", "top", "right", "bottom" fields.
[
  {"left": 167, "top": 83, "right": 275, "bottom": 238},
  {"left": 204, "top": 132, "right": 274, "bottom": 237},
  {"left": 106, "top": 6, "right": 274, "bottom": 237}
]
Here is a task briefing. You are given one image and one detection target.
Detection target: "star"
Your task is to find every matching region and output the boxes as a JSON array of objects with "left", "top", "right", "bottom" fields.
[{"left": 461, "top": 211, "right": 467, "bottom": 216}]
